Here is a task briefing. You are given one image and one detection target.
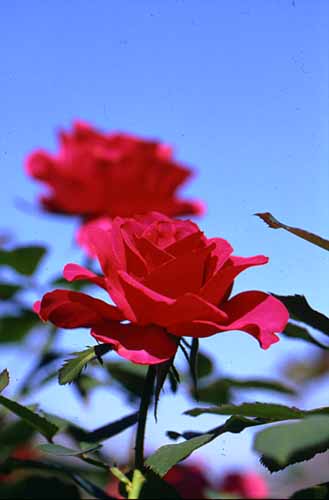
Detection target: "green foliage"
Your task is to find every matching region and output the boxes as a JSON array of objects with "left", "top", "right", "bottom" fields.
[
  {"left": 106, "top": 361, "right": 148, "bottom": 401},
  {"left": 0, "top": 245, "right": 46, "bottom": 275},
  {"left": 37, "top": 442, "right": 101, "bottom": 456},
  {"left": 254, "top": 415, "right": 329, "bottom": 467},
  {"left": 195, "top": 377, "right": 295, "bottom": 405},
  {"left": 0, "top": 309, "right": 40, "bottom": 343},
  {"left": 273, "top": 294, "right": 329, "bottom": 336},
  {"left": 0, "top": 282, "right": 21, "bottom": 300},
  {"left": 185, "top": 402, "right": 316, "bottom": 419},
  {"left": 0, "top": 369, "right": 9, "bottom": 393},
  {"left": 282, "top": 322, "right": 328, "bottom": 348},
  {"left": 58, "top": 344, "right": 112, "bottom": 385},
  {"left": 290, "top": 483, "right": 329, "bottom": 499},
  {"left": 0, "top": 393, "right": 59, "bottom": 441},
  {"left": 0, "top": 475, "right": 81, "bottom": 499},
  {"left": 147, "top": 415, "right": 261, "bottom": 477}
]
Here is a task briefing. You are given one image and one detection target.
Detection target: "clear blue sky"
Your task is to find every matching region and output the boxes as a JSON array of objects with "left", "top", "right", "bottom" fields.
[{"left": 1, "top": 0, "right": 328, "bottom": 480}]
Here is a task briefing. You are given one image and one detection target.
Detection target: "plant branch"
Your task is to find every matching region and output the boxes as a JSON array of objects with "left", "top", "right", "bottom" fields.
[{"left": 134, "top": 366, "right": 155, "bottom": 469}]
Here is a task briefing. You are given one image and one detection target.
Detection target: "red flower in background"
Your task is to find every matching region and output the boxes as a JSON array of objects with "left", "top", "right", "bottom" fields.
[
  {"left": 26, "top": 121, "right": 203, "bottom": 222},
  {"left": 34, "top": 213, "right": 288, "bottom": 365},
  {"left": 164, "top": 464, "right": 210, "bottom": 499},
  {"left": 219, "top": 471, "right": 269, "bottom": 499}
]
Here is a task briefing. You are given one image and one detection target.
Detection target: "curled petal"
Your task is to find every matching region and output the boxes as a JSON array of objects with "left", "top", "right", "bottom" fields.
[
  {"left": 170, "top": 291, "right": 289, "bottom": 349},
  {"left": 35, "top": 289, "right": 124, "bottom": 328},
  {"left": 202, "top": 254, "right": 268, "bottom": 305},
  {"left": 91, "top": 323, "right": 178, "bottom": 365},
  {"left": 63, "top": 263, "right": 107, "bottom": 290}
]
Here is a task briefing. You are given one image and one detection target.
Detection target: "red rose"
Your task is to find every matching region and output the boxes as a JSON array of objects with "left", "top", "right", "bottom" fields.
[
  {"left": 26, "top": 121, "right": 203, "bottom": 221},
  {"left": 219, "top": 471, "right": 269, "bottom": 499},
  {"left": 164, "top": 464, "right": 209, "bottom": 499},
  {"left": 34, "top": 213, "right": 288, "bottom": 365}
]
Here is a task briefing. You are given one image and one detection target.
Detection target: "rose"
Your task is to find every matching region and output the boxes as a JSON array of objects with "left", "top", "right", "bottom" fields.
[
  {"left": 34, "top": 212, "right": 288, "bottom": 365},
  {"left": 219, "top": 471, "right": 269, "bottom": 499},
  {"left": 26, "top": 121, "right": 203, "bottom": 221},
  {"left": 164, "top": 464, "right": 209, "bottom": 499}
]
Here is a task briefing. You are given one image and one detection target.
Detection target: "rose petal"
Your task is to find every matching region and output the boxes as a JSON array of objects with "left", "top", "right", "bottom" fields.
[
  {"left": 91, "top": 323, "right": 178, "bottom": 365},
  {"left": 170, "top": 291, "right": 289, "bottom": 349},
  {"left": 202, "top": 254, "right": 268, "bottom": 305},
  {"left": 63, "top": 263, "right": 107, "bottom": 290},
  {"left": 36, "top": 289, "right": 124, "bottom": 328}
]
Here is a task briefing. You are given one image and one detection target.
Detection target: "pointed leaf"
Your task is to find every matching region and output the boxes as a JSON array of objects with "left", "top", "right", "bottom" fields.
[
  {"left": 37, "top": 442, "right": 101, "bottom": 456},
  {"left": 254, "top": 415, "right": 329, "bottom": 466},
  {"left": 273, "top": 295, "right": 329, "bottom": 335},
  {"left": 0, "top": 395, "right": 58, "bottom": 441},
  {"left": 0, "top": 246, "right": 47, "bottom": 275},
  {"left": 0, "top": 369, "right": 9, "bottom": 393},
  {"left": 256, "top": 212, "right": 329, "bottom": 251},
  {"left": 282, "top": 322, "right": 328, "bottom": 348},
  {"left": 59, "top": 344, "right": 112, "bottom": 385}
]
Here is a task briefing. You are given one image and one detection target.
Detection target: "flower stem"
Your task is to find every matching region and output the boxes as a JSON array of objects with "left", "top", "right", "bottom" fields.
[{"left": 134, "top": 366, "right": 156, "bottom": 470}]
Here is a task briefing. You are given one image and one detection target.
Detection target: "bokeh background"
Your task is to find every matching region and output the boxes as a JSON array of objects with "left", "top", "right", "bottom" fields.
[{"left": 1, "top": 0, "right": 328, "bottom": 496}]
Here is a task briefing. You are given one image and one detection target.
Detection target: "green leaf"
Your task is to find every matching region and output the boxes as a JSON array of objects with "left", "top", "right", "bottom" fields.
[
  {"left": 59, "top": 345, "right": 112, "bottom": 385},
  {"left": 0, "top": 282, "right": 21, "bottom": 300},
  {"left": 146, "top": 416, "right": 261, "bottom": 477},
  {"left": 185, "top": 402, "right": 309, "bottom": 419},
  {"left": 255, "top": 212, "right": 329, "bottom": 251},
  {"left": 136, "top": 469, "right": 180, "bottom": 499},
  {"left": 0, "top": 394, "right": 58, "bottom": 441},
  {"left": 254, "top": 415, "right": 329, "bottom": 466},
  {"left": 282, "top": 322, "right": 328, "bottom": 348},
  {"left": 290, "top": 483, "right": 329, "bottom": 499},
  {"left": 0, "top": 246, "right": 47, "bottom": 275},
  {"left": 106, "top": 362, "right": 148, "bottom": 401},
  {"left": 0, "top": 420, "right": 35, "bottom": 448},
  {"left": 196, "top": 351, "right": 214, "bottom": 379},
  {"left": 0, "top": 369, "right": 9, "bottom": 393},
  {"left": 196, "top": 377, "right": 295, "bottom": 405},
  {"left": 79, "top": 411, "right": 139, "bottom": 443},
  {"left": 0, "top": 475, "right": 81, "bottom": 499},
  {"left": 37, "top": 442, "right": 101, "bottom": 456},
  {"left": 146, "top": 434, "right": 213, "bottom": 477},
  {"left": 1, "top": 459, "right": 114, "bottom": 500},
  {"left": 273, "top": 295, "right": 329, "bottom": 336},
  {"left": 0, "top": 309, "right": 39, "bottom": 343}
]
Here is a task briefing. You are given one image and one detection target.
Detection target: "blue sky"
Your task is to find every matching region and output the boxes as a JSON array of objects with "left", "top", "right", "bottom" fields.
[{"left": 1, "top": 0, "right": 328, "bottom": 479}]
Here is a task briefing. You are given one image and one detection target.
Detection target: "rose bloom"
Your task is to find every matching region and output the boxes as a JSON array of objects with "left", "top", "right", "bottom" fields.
[
  {"left": 34, "top": 213, "right": 288, "bottom": 365},
  {"left": 25, "top": 120, "right": 203, "bottom": 226},
  {"left": 164, "top": 464, "right": 210, "bottom": 499},
  {"left": 219, "top": 471, "right": 269, "bottom": 499}
]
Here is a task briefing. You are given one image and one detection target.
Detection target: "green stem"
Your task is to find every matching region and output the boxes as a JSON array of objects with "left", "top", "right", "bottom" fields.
[{"left": 134, "top": 366, "right": 155, "bottom": 470}]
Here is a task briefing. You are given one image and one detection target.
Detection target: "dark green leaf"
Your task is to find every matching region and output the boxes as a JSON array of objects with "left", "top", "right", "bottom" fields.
[
  {"left": 282, "top": 322, "right": 328, "bottom": 349},
  {"left": 196, "top": 351, "right": 213, "bottom": 379},
  {"left": 51, "top": 275, "right": 88, "bottom": 291},
  {"left": 59, "top": 345, "right": 112, "bottom": 385},
  {"left": 290, "top": 483, "right": 329, "bottom": 499},
  {"left": 0, "top": 309, "right": 39, "bottom": 343},
  {"left": 0, "top": 282, "right": 21, "bottom": 300},
  {"left": 196, "top": 378, "right": 295, "bottom": 405},
  {"left": 0, "top": 246, "right": 46, "bottom": 275},
  {"left": 37, "top": 442, "right": 101, "bottom": 456},
  {"left": 255, "top": 212, "right": 329, "bottom": 251},
  {"left": 106, "top": 362, "right": 147, "bottom": 401},
  {"left": 0, "top": 369, "right": 9, "bottom": 393},
  {"left": 81, "top": 411, "right": 139, "bottom": 443},
  {"left": 0, "top": 420, "right": 35, "bottom": 447},
  {"left": 273, "top": 295, "right": 329, "bottom": 336},
  {"left": 185, "top": 402, "right": 309, "bottom": 419},
  {"left": 0, "top": 395, "right": 58, "bottom": 441},
  {"left": 254, "top": 415, "right": 329, "bottom": 466},
  {"left": 0, "top": 475, "right": 81, "bottom": 499},
  {"left": 137, "top": 469, "right": 181, "bottom": 499},
  {"left": 146, "top": 416, "right": 261, "bottom": 477}
]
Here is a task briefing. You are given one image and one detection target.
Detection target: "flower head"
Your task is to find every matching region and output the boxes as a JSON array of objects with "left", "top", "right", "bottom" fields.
[
  {"left": 34, "top": 213, "right": 288, "bottom": 365},
  {"left": 26, "top": 121, "right": 203, "bottom": 221}
]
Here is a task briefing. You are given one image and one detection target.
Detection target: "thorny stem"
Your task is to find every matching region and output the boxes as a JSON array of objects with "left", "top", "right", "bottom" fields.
[{"left": 134, "top": 366, "right": 156, "bottom": 470}]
